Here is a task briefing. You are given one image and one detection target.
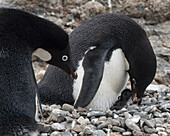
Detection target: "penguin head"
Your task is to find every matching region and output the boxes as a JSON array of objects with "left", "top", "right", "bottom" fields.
[{"left": 34, "top": 32, "right": 77, "bottom": 79}]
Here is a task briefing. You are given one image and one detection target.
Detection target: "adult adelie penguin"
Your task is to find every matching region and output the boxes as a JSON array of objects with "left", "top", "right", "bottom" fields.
[
  {"left": 38, "top": 13, "right": 156, "bottom": 111},
  {"left": 0, "top": 8, "right": 76, "bottom": 136}
]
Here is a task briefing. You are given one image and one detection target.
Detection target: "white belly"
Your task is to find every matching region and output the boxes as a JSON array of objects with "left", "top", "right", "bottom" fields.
[{"left": 73, "top": 49, "right": 129, "bottom": 111}]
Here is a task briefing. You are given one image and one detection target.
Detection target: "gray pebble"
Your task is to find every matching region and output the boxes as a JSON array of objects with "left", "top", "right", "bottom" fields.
[
  {"left": 92, "top": 130, "right": 106, "bottom": 136},
  {"left": 150, "top": 134, "right": 158, "bottom": 136},
  {"left": 158, "top": 132, "right": 168, "bottom": 136},
  {"left": 124, "top": 112, "right": 132, "bottom": 119},
  {"left": 144, "top": 126, "right": 155, "bottom": 134},
  {"left": 62, "top": 104, "right": 74, "bottom": 112},
  {"left": 144, "top": 119, "right": 156, "bottom": 128},
  {"left": 97, "top": 122, "right": 109, "bottom": 129},
  {"left": 156, "top": 127, "right": 166, "bottom": 132},
  {"left": 72, "top": 110, "right": 80, "bottom": 119},
  {"left": 83, "top": 125, "right": 94, "bottom": 135},
  {"left": 41, "top": 133, "right": 48, "bottom": 136},
  {"left": 122, "top": 131, "right": 132, "bottom": 136},
  {"left": 112, "top": 126, "right": 125, "bottom": 133},
  {"left": 108, "top": 118, "right": 120, "bottom": 126},
  {"left": 132, "top": 130, "right": 143, "bottom": 136},
  {"left": 125, "top": 119, "right": 141, "bottom": 131},
  {"left": 153, "top": 111, "right": 162, "bottom": 117},
  {"left": 77, "top": 116, "right": 90, "bottom": 125},
  {"left": 87, "top": 111, "right": 106, "bottom": 117},
  {"left": 51, "top": 123, "right": 66, "bottom": 131},
  {"left": 50, "top": 131, "right": 60, "bottom": 136},
  {"left": 130, "top": 115, "right": 141, "bottom": 123},
  {"left": 91, "top": 118, "right": 98, "bottom": 125},
  {"left": 39, "top": 124, "right": 51, "bottom": 133}
]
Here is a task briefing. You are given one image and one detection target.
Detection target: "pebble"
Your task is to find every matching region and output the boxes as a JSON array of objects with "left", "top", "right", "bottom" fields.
[
  {"left": 77, "top": 116, "right": 90, "bottom": 125},
  {"left": 108, "top": 118, "right": 120, "bottom": 126},
  {"left": 72, "top": 124, "right": 86, "bottom": 132},
  {"left": 50, "top": 131, "right": 59, "bottom": 136},
  {"left": 41, "top": 133, "right": 48, "bottom": 136},
  {"left": 83, "top": 125, "right": 94, "bottom": 135},
  {"left": 112, "top": 126, "right": 125, "bottom": 133},
  {"left": 144, "top": 126, "right": 155, "bottom": 134},
  {"left": 130, "top": 115, "right": 141, "bottom": 123},
  {"left": 122, "top": 131, "right": 132, "bottom": 136},
  {"left": 87, "top": 111, "right": 106, "bottom": 118},
  {"left": 125, "top": 119, "right": 141, "bottom": 131},
  {"left": 97, "top": 122, "right": 109, "bottom": 129},
  {"left": 156, "top": 127, "right": 166, "bottom": 132},
  {"left": 62, "top": 104, "right": 74, "bottom": 112},
  {"left": 92, "top": 130, "right": 106, "bottom": 136},
  {"left": 144, "top": 119, "right": 156, "bottom": 128},
  {"left": 158, "top": 131, "right": 168, "bottom": 136},
  {"left": 51, "top": 123, "right": 66, "bottom": 131}
]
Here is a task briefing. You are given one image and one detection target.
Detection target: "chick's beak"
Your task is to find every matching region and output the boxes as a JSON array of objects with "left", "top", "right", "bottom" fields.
[{"left": 70, "top": 71, "right": 77, "bottom": 80}]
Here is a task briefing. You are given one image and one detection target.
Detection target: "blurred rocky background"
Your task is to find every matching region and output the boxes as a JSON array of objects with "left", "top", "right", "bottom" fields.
[{"left": 0, "top": 0, "right": 169, "bottom": 136}]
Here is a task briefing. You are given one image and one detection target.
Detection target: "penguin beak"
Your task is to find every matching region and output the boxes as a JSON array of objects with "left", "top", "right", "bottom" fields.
[{"left": 70, "top": 71, "right": 77, "bottom": 80}]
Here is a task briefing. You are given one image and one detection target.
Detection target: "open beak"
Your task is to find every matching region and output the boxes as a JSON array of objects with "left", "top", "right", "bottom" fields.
[{"left": 70, "top": 71, "right": 77, "bottom": 80}]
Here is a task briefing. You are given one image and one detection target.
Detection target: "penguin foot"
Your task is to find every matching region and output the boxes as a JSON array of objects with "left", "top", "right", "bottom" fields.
[{"left": 110, "top": 89, "right": 135, "bottom": 110}]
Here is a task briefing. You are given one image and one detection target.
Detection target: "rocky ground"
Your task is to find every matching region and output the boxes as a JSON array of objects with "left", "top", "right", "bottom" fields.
[{"left": 0, "top": 0, "right": 170, "bottom": 136}]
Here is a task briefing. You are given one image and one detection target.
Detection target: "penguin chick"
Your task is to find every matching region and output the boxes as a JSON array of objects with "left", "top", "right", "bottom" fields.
[
  {"left": 0, "top": 8, "right": 76, "bottom": 136},
  {"left": 38, "top": 13, "right": 156, "bottom": 111}
]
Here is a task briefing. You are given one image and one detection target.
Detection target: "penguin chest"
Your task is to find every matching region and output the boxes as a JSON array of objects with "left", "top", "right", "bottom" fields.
[{"left": 73, "top": 49, "right": 129, "bottom": 111}]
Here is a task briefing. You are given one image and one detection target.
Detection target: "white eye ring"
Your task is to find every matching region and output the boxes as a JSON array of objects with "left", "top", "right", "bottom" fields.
[{"left": 62, "top": 55, "right": 68, "bottom": 61}]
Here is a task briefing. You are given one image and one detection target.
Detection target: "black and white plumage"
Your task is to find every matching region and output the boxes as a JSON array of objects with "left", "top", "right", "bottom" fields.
[
  {"left": 38, "top": 13, "right": 156, "bottom": 111},
  {"left": 0, "top": 8, "right": 75, "bottom": 136}
]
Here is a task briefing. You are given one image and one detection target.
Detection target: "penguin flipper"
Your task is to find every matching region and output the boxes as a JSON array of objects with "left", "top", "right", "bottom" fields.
[{"left": 74, "top": 47, "right": 110, "bottom": 108}]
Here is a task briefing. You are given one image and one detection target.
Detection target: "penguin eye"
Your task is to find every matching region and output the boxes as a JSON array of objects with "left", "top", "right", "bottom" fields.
[{"left": 62, "top": 55, "right": 68, "bottom": 62}]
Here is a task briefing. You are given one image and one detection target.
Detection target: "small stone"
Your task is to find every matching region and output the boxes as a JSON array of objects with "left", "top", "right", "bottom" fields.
[
  {"left": 39, "top": 124, "right": 51, "bottom": 133},
  {"left": 62, "top": 104, "right": 74, "bottom": 112},
  {"left": 144, "top": 119, "right": 156, "bottom": 128},
  {"left": 41, "top": 133, "right": 48, "bottom": 136},
  {"left": 72, "top": 124, "right": 86, "bottom": 132},
  {"left": 124, "top": 112, "right": 132, "bottom": 119},
  {"left": 57, "top": 115, "right": 66, "bottom": 123},
  {"left": 112, "top": 126, "right": 125, "bottom": 133},
  {"left": 63, "top": 130, "right": 73, "bottom": 136},
  {"left": 106, "top": 109, "right": 113, "bottom": 117},
  {"left": 122, "top": 131, "right": 132, "bottom": 136},
  {"left": 99, "top": 116, "right": 107, "bottom": 121},
  {"left": 83, "top": 125, "right": 94, "bottom": 135},
  {"left": 110, "top": 132, "right": 122, "bottom": 136},
  {"left": 72, "top": 110, "right": 80, "bottom": 119},
  {"left": 92, "top": 130, "right": 106, "bottom": 136},
  {"left": 158, "top": 132, "right": 168, "bottom": 136},
  {"left": 132, "top": 130, "right": 143, "bottom": 136},
  {"left": 77, "top": 116, "right": 90, "bottom": 125},
  {"left": 113, "top": 113, "right": 119, "bottom": 119},
  {"left": 131, "top": 115, "right": 141, "bottom": 123},
  {"left": 150, "top": 134, "right": 158, "bottom": 136},
  {"left": 108, "top": 118, "right": 120, "bottom": 126},
  {"left": 77, "top": 107, "right": 87, "bottom": 112},
  {"left": 51, "top": 123, "right": 66, "bottom": 131},
  {"left": 154, "top": 118, "right": 165, "bottom": 124},
  {"left": 144, "top": 126, "right": 155, "bottom": 134},
  {"left": 156, "top": 127, "right": 166, "bottom": 132},
  {"left": 125, "top": 119, "right": 141, "bottom": 131},
  {"left": 91, "top": 118, "right": 98, "bottom": 125},
  {"left": 87, "top": 111, "right": 106, "bottom": 118},
  {"left": 153, "top": 111, "right": 162, "bottom": 117},
  {"left": 50, "top": 131, "right": 59, "bottom": 136},
  {"left": 65, "top": 116, "right": 73, "bottom": 123},
  {"left": 97, "top": 122, "right": 109, "bottom": 129}
]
